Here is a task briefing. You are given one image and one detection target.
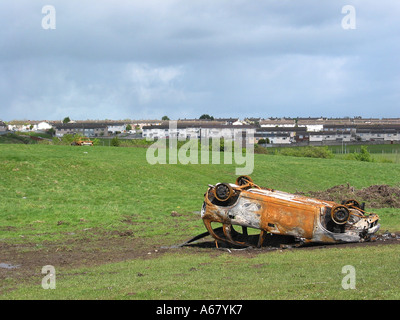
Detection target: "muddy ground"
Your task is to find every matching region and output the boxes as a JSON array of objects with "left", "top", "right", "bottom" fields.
[
  {"left": 0, "top": 233, "right": 158, "bottom": 282},
  {"left": 1, "top": 229, "right": 400, "bottom": 291}
]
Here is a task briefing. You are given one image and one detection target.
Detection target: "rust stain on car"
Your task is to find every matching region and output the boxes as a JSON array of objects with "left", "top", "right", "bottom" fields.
[{"left": 199, "top": 176, "right": 380, "bottom": 247}]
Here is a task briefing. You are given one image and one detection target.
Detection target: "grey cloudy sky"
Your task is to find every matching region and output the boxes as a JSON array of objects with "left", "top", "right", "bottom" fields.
[{"left": 0, "top": 0, "right": 399, "bottom": 121}]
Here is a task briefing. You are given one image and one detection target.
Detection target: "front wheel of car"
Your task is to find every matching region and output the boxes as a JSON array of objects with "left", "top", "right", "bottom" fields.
[
  {"left": 331, "top": 205, "right": 350, "bottom": 225},
  {"left": 214, "top": 183, "right": 234, "bottom": 202}
]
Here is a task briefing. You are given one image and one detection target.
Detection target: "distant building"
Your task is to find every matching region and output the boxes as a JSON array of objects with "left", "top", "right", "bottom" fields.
[
  {"left": 130, "top": 120, "right": 162, "bottom": 129},
  {"left": 53, "top": 123, "right": 109, "bottom": 137},
  {"left": 309, "top": 131, "right": 352, "bottom": 143},
  {"left": 0, "top": 121, "right": 7, "bottom": 132},
  {"left": 255, "top": 127, "right": 308, "bottom": 144},
  {"left": 7, "top": 121, "right": 31, "bottom": 131},
  {"left": 35, "top": 121, "right": 53, "bottom": 131},
  {"left": 142, "top": 122, "right": 256, "bottom": 144},
  {"left": 106, "top": 122, "right": 127, "bottom": 134},
  {"left": 356, "top": 128, "right": 400, "bottom": 142}
]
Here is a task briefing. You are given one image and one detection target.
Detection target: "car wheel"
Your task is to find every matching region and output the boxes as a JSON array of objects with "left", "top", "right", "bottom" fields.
[
  {"left": 214, "top": 183, "right": 234, "bottom": 202},
  {"left": 331, "top": 205, "right": 350, "bottom": 225}
]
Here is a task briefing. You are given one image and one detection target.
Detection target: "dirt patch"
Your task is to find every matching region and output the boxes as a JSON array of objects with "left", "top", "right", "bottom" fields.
[
  {"left": 0, "top": 234, "right": 168, "bottom": 290},
  {"left": 296, "top": 184, "right": 400, "bottom": 209}
]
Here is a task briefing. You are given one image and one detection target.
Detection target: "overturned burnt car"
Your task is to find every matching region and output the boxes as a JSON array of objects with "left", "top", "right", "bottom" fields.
[{"left": 200, "top": 176, "right": 380, "bottom": 247}]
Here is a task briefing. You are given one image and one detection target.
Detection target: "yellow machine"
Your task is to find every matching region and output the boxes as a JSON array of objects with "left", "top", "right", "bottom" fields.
[{"left": 71, "top": 137, "right": 93, "bottom": 146}]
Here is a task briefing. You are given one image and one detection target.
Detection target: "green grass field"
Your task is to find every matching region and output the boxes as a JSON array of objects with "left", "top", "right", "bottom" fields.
[{"left": 1, "top": 144, "right": 399, "bottom": 300}]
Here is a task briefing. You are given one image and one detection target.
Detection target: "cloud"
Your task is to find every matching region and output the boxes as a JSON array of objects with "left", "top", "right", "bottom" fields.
[{"left": 0, "top": 0, "right": 399, "bottom": 120}]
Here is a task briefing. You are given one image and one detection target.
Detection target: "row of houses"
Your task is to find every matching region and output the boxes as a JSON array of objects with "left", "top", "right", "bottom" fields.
[
  {"left": 2, "top": 118, "right": 400, "bottom": 144},
  {"left": 141, "top": 122, "right": 256, "bottom": 140},
  {"left": 309, "top": 124, "right": 400, "bottom": 144},
  {"left": 143, "top": 123, "right": 400, "bottom": 145},
  {"left": 54, "top": 122, "right": 140, "bottom": 137},
  {"left": 2, "top": 121, "right": 135, "bottom": 137},
  {"left": 256, "top": 124, "right": 400, "bottom": 144},
  {"left": 1, "top": 119, "right": 165, "bottom": 135}
]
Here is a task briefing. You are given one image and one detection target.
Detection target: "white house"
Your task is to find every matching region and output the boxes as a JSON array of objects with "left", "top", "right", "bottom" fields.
[
  {"left": 309, "top": 132, "right": 324, "bottom": 143},
  {"left": 34, "top": 122, "right": 53, "bottom": 131},
  {"left": 383, "top": 131, "right": 400, "bottom": 141},
  {"left": 107, "top": 123, "right": 127, "bottom": 134},
  {"left": 269, "top": 134, "right": 291, "bottom": 144},
  {"left": 304, "top": 124, "right": 324, "bottom": 132},
  {"left": 7, "top": 124, "right": 30, "bottom": 131}
]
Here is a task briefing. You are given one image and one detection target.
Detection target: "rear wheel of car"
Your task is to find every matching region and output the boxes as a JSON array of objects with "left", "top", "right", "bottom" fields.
[
  {"left": 235, "top": 175, "right": 253, "bottom": 186},
  {"left": 342, "top": 199, "right": 360, "bottom": 208}
]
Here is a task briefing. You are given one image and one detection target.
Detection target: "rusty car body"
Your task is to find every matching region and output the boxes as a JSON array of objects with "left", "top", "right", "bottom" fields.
[{"left": 200, "top": 176, "right": 380, "bottom": 247}]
